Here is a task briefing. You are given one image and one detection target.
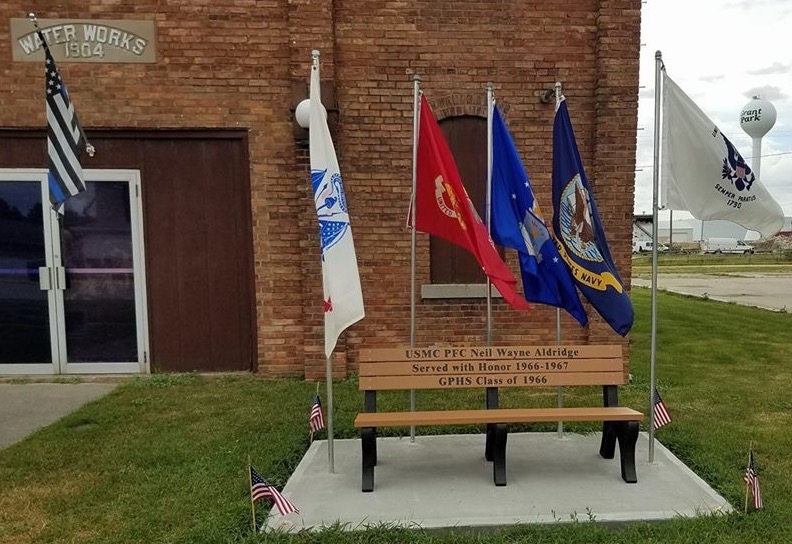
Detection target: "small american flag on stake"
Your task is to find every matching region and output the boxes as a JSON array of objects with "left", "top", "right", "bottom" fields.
[
  {"left": 309, "top": 393, "right": 325, "bottom": 438},
  {"left": 653, "top": 387, "right": 672, "bottom": 430},
  {"left": 744, "top": 447, "right": 763, "bottom": 510},
  {"left": 249, "top": 466, "right": 299, "bottom": 515}
]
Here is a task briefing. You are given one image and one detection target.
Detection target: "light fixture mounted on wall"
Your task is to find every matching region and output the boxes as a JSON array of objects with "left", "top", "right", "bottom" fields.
[
  {"left": 295, "top": 99, "right": 311, "bottom": 129},
  {"left": 293, "top": 98, "right": 329, "bottom": 130},
  {"left": 540, "top": 87, "right": 555, "bottom": 104},
  {"left": 291, "top": 80, "right": 336, "bottom": 147}
]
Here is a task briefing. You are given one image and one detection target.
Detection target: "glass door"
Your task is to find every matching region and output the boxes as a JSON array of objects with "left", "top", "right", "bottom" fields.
[
  {"left": 0, "top": 172, "right": 57, "bottom": 374},
  {"left": 0, "top": 170, "right": 149, "bottom": 375}
]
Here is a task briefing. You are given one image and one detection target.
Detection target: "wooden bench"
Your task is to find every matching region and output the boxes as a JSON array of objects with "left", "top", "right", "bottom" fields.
[{"left": 354, "top": 345, "right": 644, "bottom": 492}]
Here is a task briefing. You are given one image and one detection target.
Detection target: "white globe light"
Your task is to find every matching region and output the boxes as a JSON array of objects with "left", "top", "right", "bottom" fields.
[
  {"left": 294, "top": 99, "right": 328, "bottom": 130},
  {"left": 740, "top": 96, "right": 777, "bottom": 138},
  {"left": 295, "top": 99, "right": 311, "bottom": 129}
]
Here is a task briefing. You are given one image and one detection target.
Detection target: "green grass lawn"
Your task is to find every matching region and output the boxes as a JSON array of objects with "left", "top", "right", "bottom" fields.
[
  {"left": 632, "top": 251, "right": 792, "bottom": 276},
  {"left": 1, "top": 289, "right": 792, "bottom": 543}
]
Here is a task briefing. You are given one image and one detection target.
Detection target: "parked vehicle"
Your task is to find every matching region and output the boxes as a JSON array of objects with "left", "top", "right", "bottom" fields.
[
  {"left": 632, "top": 240, "right": 668, "bottom": 253},
  {"left": 700, "top": 237, "right": 754, "bottom": 254}
]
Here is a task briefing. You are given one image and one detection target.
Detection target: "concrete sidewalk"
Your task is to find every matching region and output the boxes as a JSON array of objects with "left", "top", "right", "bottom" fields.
[
  {"left": 0, "top": 383, "right": 118, "bottom": 450},
  {"left": 264, "top": 432, "right": 731, "bottom": 532}
]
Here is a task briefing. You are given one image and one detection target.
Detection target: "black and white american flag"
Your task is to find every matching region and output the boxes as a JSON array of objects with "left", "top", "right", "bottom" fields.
[{"left": 38, "top": 30, "right": 89, "bottom": 212}]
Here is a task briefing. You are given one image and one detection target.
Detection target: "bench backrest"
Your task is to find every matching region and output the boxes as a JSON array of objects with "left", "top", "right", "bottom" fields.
[{"left": 358, "top": 345, "right": 624, "bottom": 391}]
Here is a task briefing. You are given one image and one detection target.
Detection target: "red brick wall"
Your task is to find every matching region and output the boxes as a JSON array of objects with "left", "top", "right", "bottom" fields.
[{"left": 0, "top": 0, "right": 641, "bottom": 376}]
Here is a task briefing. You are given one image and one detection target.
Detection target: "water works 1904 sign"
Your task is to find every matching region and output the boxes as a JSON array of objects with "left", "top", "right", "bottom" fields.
[{"left": 10, "top": 18, "right": 156, "bottom": 63}]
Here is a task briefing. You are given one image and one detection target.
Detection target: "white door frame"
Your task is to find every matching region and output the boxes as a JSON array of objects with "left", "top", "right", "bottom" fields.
[{"left": 0, "top": 169, "right": 150, "bottom": 375}]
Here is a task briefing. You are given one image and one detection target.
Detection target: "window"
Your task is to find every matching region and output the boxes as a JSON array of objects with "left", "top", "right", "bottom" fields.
[{"left": 430, "top": 115, "right": 488, "bottom": 284}]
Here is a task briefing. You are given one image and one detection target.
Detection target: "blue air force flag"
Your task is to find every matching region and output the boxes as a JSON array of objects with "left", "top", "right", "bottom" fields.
[
  {"left": 661, "top": 72, "right": 784, "bottom": 238},
  {"left": 309, "top": 60, "right": 365, "bottom": 357},
  {"left": 490, "top": 106, "right": 587, "bottom": 326},
  {"left": 552, "top": 98, "right": 633, "bottom": 336}
]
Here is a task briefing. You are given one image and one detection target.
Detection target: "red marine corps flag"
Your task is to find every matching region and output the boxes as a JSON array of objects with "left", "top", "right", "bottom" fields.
[{"left": 411, "top": 95, "right": 530, "bottom": 312}]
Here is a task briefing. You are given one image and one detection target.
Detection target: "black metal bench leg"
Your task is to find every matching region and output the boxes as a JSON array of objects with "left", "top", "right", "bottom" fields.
[
  {"left": 599, "top": 421, "right": 617, "bottom": 459},
  {"left": 372, "top": 428, "right": 377, "bottom": 466},
  {"left": 616, "top": 421, "right": 639, "bottom": 483},
  {"left": 492, "top": 423, "right": 508, "bottom": 486},
  {"left": 361, "top": 427, "right": 376, "bottom": 492},
  {"left": 485, "top": 423, "right": 494, "bottom": 461}
]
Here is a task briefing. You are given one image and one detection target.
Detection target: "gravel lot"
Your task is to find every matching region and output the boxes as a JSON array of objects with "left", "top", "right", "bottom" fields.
[{"left": 631, "top": 273, "right": 792, "bottom": 312}]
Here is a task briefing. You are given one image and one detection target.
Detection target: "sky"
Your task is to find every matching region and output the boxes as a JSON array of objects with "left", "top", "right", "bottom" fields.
[{"left": 635, "top": 0, "right": 792, "bottom": 231}]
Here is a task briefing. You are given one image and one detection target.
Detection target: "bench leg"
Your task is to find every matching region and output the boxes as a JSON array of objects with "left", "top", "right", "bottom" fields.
[
  {"left": 599, "top": 421, "right": 617, "bottom": 459},
  {"left": 616, "top": 421, "right": 639, "bottom": 483},
  {"left": 361, "top": 427, "right": 376, "bottom": 492},
  {"left": 485, "top": 423, "right": 494, "bottom": 461},
  {"left": 492, "top": 423, "right": 508, "bottom": 486}
]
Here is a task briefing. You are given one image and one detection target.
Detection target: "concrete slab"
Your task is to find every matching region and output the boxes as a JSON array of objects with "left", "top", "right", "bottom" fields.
[
  {"left": 0, "top": 383, "right": 118, "bottom": 450},
  {"left": 264, "top": 432, "right": 731, "bottom": 532}
]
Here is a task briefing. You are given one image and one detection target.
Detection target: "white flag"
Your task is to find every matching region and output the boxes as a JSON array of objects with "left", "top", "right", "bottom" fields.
[
  {"left": 661, "top": 72, "right": 784, "bottom": 238},
  {"left": 309, "top": 60, "right": 365, "bottom": 358}
]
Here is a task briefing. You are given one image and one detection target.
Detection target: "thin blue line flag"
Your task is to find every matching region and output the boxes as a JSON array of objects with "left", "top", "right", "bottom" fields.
[
  {"left": 552, "top": 97, "right": 633, "bottom": 336},
  {"left": 38, "top": 30, "right": 90, "bottom": 213},
  {"left": 490, "top": 106, "right": 587, "bottom": 326}
]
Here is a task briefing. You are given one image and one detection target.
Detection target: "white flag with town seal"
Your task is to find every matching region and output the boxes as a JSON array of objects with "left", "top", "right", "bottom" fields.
[
  {"left": 661, "top": 72, "right": 784, "bottom": 238},
  {"left": 309, "top": 58, "right": 365, "bottom": 358}
]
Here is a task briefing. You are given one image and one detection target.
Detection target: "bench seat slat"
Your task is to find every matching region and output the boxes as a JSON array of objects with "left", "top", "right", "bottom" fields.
[{"left": 354, "top": 407, "right": 644, "bottom": 428}]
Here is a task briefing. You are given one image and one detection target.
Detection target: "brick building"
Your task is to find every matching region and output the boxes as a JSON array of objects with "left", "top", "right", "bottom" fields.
[{"left": 0, "top": 1, "right": 641, "bottom": 377}]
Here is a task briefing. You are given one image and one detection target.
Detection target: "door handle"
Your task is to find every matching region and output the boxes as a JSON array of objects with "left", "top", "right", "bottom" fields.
[
  {"left": 38, "top": 266, "right": 52, "bottom": 290},
  {"left": 55, "top": 266, "right": 66, "bottom": 290}
]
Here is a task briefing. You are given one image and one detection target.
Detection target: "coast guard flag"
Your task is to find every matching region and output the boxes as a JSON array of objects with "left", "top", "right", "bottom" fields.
[
  {"left": 552, "top": 97, "right": 633, "bottom": 336},
  {"left": 309, "top": 60, "right": 365, "bottom": 357},
  {"left": 412, "top": 95, "right": 530, "bottom": 311},
  {"left": 661, "top": 73, "right": 784, "bottom": 238},
  {"left": 490, "top": 106, "right": 587, "bottom": 325},
  {"left": 39, "top": 30, "right": 91, "bottom": 213}
]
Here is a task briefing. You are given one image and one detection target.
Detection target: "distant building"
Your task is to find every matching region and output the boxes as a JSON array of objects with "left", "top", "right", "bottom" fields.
[{"left": 632, "top": 214, "right": 792, "bottom": 243}]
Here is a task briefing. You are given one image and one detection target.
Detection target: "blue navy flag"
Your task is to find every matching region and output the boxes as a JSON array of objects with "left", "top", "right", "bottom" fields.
[
  {"left": 38, "top": 30, "right": 91, "bottom": 213},
  {"left": 489, "top": 106, "right": 587, "bottom": 326},
  {"left": 552, "top": 98, "right": 633, "bottom": 336}
]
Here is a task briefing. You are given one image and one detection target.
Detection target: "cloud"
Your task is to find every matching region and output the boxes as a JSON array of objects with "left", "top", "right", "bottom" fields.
[
  {"left": 699, "top": 74, "right": 724, "bottom": 83},
  {"left": 748, "top": 62, "right": 791, "bottom": 76},
  {"left": 743, "top": 85, "right": 788, "bottom": 101}
]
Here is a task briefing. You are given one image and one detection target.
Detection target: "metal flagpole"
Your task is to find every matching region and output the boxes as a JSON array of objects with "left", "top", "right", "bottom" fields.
[
  {"left": 669, "top": 210, "right": 673, "bottom": 251},
  {"left": 648, "top": 50, "right": 663, "bottom": 462},
  {"left": 326, "top": 353, "right": 334, "bottom": 472},
  {"left": 486, "top": 83, "right": 494, "bottom": 345},
  {"left": 409, "top": 74, "right": 421, "bottom": 442},
  {"left": 554, "top": 82, "right": 564, "bottom": 439},
  {"left": 312, "top": 50, "right": 337, "bottom": 474}
]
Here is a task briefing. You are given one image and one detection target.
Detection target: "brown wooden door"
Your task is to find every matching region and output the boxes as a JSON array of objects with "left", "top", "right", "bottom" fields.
[{"left": 0, "top": 130, "right": 255, "bottom": 373}]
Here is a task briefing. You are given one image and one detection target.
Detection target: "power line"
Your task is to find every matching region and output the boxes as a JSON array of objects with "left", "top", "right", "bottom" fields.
[{"left": 635, "top": 150, "right": 792, "bottom": 170}]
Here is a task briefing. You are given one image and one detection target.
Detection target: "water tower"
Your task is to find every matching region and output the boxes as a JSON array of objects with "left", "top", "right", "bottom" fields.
[{"left": 740, "top": 95, "right": 777, "bottom": 177}]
